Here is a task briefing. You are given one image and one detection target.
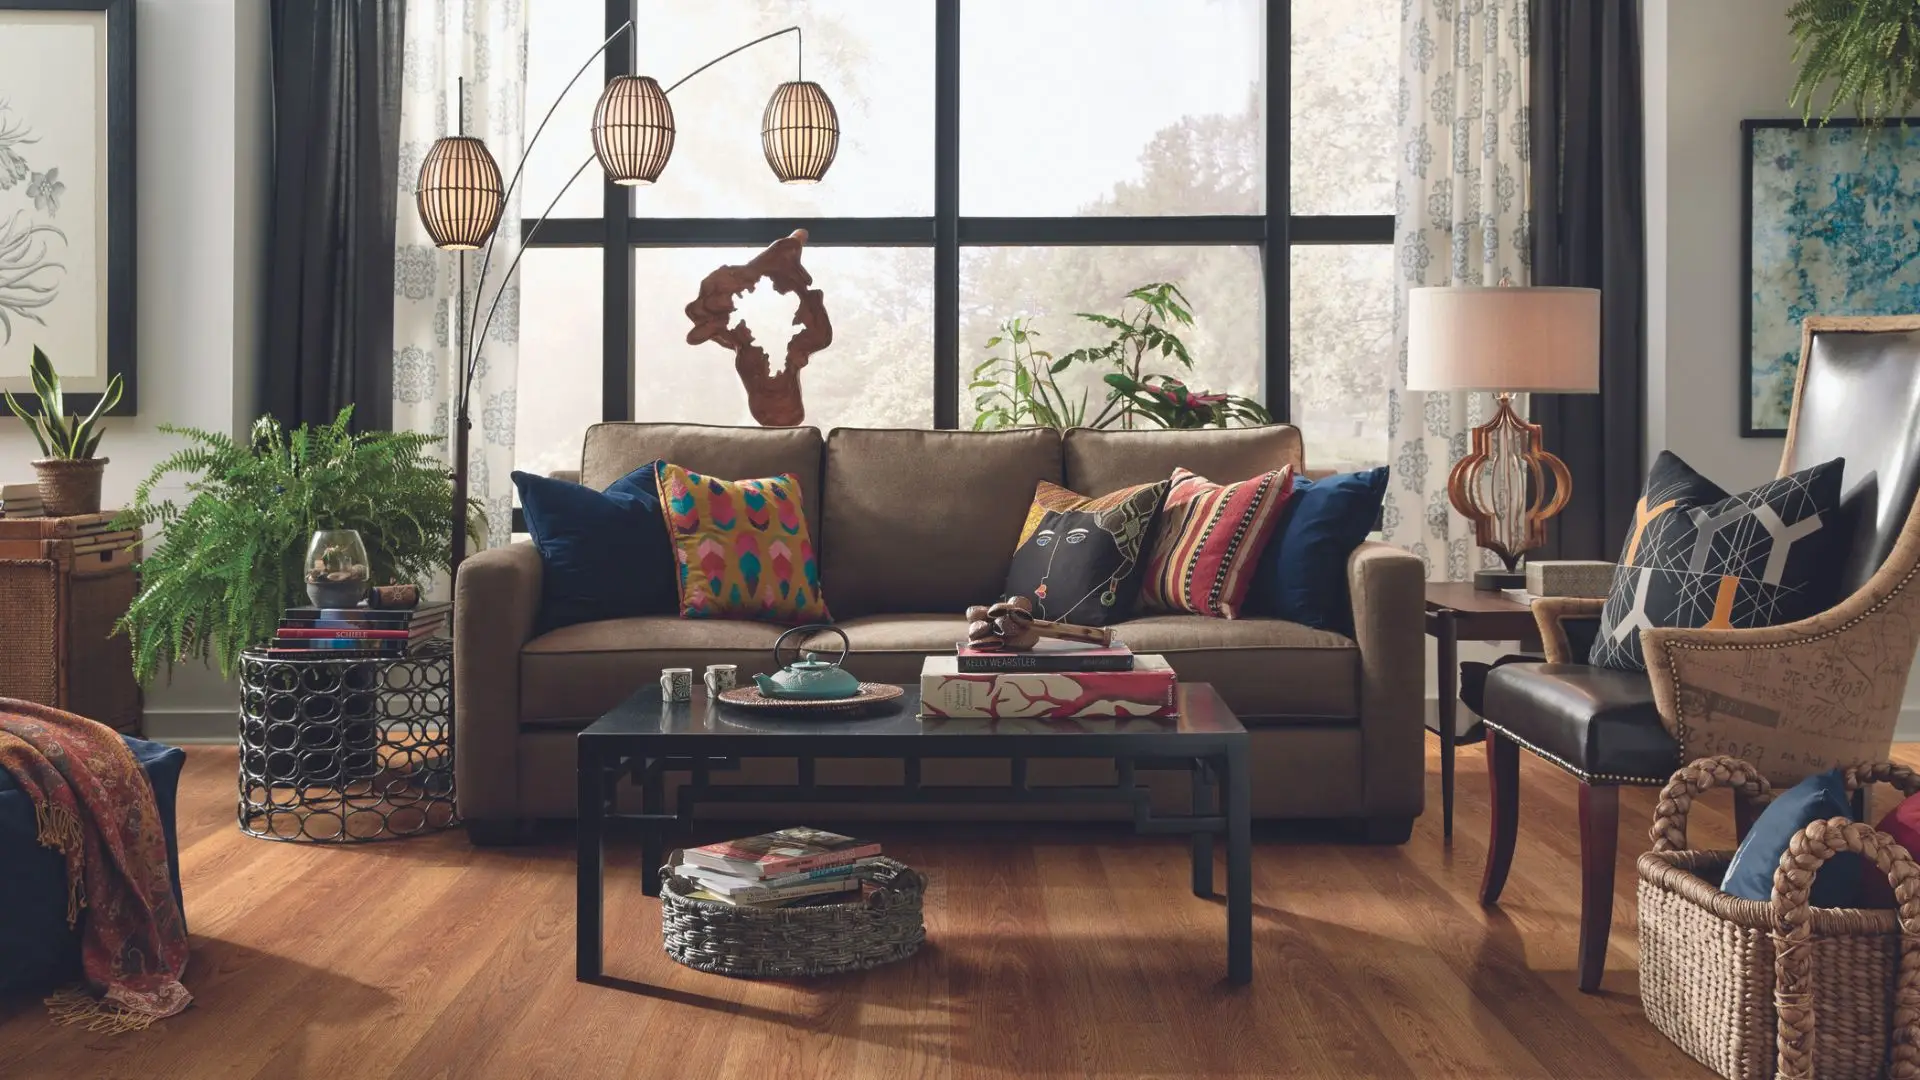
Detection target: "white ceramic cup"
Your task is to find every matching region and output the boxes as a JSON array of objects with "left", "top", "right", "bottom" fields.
[
  {"left": 660, "top": 667, "right": 694, "bottom": 703},
  {"left": 703, "top": 664, "right": 738, "bottom": 697}
]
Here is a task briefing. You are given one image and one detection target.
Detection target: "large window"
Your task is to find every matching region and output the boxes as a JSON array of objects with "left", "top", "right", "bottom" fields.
[{"left": 518, "top": 0, "right": 1395, "bottom": 479}]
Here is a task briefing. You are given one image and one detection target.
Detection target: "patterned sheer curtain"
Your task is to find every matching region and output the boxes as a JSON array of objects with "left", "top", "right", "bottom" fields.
[
  {"left": 1384, "top": 0, "right": 1532, "bottom": 581},
  {"left": 392, "top": 0, "right": 527, "bottom": 548}
]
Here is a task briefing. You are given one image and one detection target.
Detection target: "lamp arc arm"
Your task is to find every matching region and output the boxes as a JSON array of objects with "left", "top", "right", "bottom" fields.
[
  {"left": 664, "top": 25, "right": 803, "bottom": 96},
  {"left": 463, "top": 19, "right": 636, "bottom": 388},
  {"left": 461, "top": 149, "right": 599, "bottom": 414}
]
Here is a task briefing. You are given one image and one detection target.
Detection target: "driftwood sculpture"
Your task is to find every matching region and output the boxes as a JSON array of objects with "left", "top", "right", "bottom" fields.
[
  {"left": 684, "top": 229, "right": 833, "bottom": 426},
  {"left": 965, "top": 595, "right": 1115, "bottom": 652}
]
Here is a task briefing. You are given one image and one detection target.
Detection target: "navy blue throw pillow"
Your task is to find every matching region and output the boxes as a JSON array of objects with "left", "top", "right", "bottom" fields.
[
  {"left": 1246, "top": 466, "right": 1390, "bottom": 634},
  {"left": 513, "top": 461, "right": 679, "bottom": 634},
  {"left": 1721, "top": 767, "right": 1862, "bottom": 907}
]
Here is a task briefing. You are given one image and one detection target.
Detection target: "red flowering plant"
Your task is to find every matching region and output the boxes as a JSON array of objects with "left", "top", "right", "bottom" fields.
[{"left": 1103, "top": 372, "right": 1271, "bottom": 429}]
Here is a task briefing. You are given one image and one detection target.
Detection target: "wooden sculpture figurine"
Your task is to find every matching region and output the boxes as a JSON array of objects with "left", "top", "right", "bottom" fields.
[
  {"left": 684, "top": 229, "right": 833, "bottom": 427},
  {"left": 965, "top": 596, "right": 1115, "bottom": 652}
]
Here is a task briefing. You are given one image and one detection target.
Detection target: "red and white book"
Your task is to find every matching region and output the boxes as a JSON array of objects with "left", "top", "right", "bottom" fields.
[
  {"left": 920, "top": 654, "right": 1178, "bottom": 719},
  {"left": 681, "top": 827, "right": 882, "bottom": 880}
]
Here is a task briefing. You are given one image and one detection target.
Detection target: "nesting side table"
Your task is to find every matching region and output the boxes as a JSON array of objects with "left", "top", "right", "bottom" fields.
[{"left": 237, "top": 638, "right": 457, "bottom": 841}]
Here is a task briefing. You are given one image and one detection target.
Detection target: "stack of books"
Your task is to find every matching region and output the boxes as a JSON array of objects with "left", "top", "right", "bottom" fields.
[
  {"left": 265, "top": 600, "right": 451, "bottom": 659},
  {"left": 919, "top": 636, "right": 1178, "bottom": 719},
  {"left": 669, "top": 827, "right": 882, "bottom": 907},
  {"left": 0, "top": 509, "right": 140, "bottom": 552},
  {"left": 0, "top": 482, "right": 41, "bottom": 518}
]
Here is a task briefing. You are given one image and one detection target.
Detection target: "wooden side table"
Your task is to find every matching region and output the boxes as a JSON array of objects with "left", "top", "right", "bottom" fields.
[{"left": 1425, "top": 583, "right": 1538, "bottom": 841}]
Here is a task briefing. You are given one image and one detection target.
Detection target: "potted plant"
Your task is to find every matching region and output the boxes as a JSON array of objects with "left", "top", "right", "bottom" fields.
[
  {"left": 114, "top": 406, "right": 479, "bottom": 682},
  {"left": 3, "top": 346, "right": 123, "bottom": 516},
  {"left": 970, "top": 282, "right": 1272, "bottom": 432},
  {"left": 1790, "top": 0, "right": 1920, "bottom": 124}
]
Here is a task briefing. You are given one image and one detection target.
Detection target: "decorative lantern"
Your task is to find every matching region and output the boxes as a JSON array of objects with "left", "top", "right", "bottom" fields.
[
  {"left": 593, "top": 75, "right": 676, "bottom": 185},
  {"left": 415, "top": 136, "right": 504, "bottom": 250},
  {"left": 761, "top": 81, "right": 839, "bottom": 184}
]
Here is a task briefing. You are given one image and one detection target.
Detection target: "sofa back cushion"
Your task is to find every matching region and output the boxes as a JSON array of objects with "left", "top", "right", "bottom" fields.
[
  {"left": 1063, "top": 425, "right": 1306, "bottom": 495},
  {"left": 580, "top": 423, "right": 825, "bottom": 531},
  {"left": 819, "top": 427, "right": 1063, "bottom": 617}
]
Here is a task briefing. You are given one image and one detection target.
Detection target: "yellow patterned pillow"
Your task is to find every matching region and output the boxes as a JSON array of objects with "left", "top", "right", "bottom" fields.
[{"left": 658, "top": 464, "right": 831, "bottom": 623}]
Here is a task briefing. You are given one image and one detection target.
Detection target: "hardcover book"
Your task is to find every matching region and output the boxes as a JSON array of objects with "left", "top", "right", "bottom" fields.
[
  {"left": 954, "top": 638, "right": 1134, "bottom": 673},
  {"left": 281, "top": 601, "right": 451, "bottom": 624},
  {"left": 681, "top": 827, "right": 882, "bottom": 880},
  {"left": 670, "top": 865, "right": 865, "bottom": 905},
  {"left": 920, "top": 654, "right": 1178, "bottom": 719}
]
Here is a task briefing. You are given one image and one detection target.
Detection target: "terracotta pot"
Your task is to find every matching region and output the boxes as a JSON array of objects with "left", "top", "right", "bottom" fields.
[{"left": 32, "top": 457, "right": 107, "bottom": 517}]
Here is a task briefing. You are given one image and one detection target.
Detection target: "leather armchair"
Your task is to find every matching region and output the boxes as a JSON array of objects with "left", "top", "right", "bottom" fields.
[{"left": 1477, "top": 315, "right": 1920, "bottom": 992}]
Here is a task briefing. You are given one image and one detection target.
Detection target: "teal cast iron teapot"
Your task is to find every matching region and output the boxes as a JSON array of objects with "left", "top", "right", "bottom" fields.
[{"left": 753, "top": 624, "right": 860, "bottom": 700}]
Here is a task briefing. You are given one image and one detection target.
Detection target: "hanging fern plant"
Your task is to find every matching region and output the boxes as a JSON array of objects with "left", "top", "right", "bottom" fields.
[
  {"left": 1789, "top": 0, "right": 1920, "bottom": 124},
  {"left": 114, "top": 406, "right": 477, "bottom": 683}
]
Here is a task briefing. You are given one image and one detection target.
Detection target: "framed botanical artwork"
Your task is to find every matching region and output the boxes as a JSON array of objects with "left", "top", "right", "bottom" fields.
[
  {"left": 1742, "top": 118, "right": 1920, "bottom": 437},
  {"left": 0, "top": 0, "right": 133, "bottom": 415}
]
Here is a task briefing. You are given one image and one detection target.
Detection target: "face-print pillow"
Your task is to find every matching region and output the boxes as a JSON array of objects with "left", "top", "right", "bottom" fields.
[{"left": 1001, "top": 479, "right": 1169, "bottom": 627}]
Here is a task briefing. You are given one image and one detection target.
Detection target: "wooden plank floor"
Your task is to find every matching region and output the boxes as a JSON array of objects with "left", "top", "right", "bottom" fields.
[{"left": 6, "top": 739, "right": 1898, "bottom": 1080}]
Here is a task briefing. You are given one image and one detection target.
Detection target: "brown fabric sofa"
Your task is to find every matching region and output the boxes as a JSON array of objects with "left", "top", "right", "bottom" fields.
[{"left": 455, "top": 423, "right": 1428, "bottom": 840}]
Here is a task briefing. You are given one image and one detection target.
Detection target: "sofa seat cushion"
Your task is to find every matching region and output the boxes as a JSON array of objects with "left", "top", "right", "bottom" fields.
[
  {"left": 1480, "top": 662, "right": 1678, "bottom": 784},
  {"left": 1111, "top": 614, "right": 1358, "bottom": 723},
  {"left": 520, "top": 617, "right": 791, "bottom": 724}
]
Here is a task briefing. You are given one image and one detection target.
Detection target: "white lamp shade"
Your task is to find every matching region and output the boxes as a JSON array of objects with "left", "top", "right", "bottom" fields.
[
  {"left": 762, "top": 81, "right": 839, "bottom": 183},
  {"left": 1406, "top": 286, "right": 1602, "bottom": 394}
]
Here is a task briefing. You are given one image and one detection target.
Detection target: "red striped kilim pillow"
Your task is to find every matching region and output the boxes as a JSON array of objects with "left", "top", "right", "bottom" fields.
[{"left": 1139, "top": 465, "right": 1295, "bottom": 618}]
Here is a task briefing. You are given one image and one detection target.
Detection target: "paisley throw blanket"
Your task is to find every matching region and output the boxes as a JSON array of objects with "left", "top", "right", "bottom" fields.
[{"left": 0, "top": 698, "right": 190, "bottom": 1029}]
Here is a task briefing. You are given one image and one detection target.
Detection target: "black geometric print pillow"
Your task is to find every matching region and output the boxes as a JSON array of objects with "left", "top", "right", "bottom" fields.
[{"left": 1588, "top": 451, "right": 1848, "bottom": 671}]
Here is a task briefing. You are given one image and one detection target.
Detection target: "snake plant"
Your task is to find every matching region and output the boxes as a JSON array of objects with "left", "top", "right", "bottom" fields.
[{"left": 3, "top": 346, "right": 122, "bottom": 459}]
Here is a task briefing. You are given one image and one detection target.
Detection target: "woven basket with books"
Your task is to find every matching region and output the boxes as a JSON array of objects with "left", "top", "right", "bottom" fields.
[
  {"left": 1637, "top": 757, "right": 1920, "bottom": 1080},
  {"left": 660, "top": 828, "right": 924, "bottom": 978}
]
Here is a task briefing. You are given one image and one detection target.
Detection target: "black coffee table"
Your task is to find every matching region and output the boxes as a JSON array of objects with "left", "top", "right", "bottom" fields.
[{"left": 576, "top": 683, "right": 1253, "bottom": 984}]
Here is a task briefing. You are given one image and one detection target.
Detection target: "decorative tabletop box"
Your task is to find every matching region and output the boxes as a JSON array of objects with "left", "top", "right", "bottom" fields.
[{"left": 1524, "top": 560, "right": 1614, "bottom": 599}]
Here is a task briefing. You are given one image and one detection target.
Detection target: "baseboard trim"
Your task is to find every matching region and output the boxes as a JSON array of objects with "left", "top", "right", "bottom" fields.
[
  {"left": 1898, "top": 706, "right": 1920, "bottom": 743},
  {"left": 140, "top": 707, "right": 232, "bottom": 744}
]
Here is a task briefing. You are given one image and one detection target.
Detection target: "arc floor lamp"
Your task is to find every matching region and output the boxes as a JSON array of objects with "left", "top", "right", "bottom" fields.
[{"left": 415, "top": 21, "right": 840, "bottom": 571}]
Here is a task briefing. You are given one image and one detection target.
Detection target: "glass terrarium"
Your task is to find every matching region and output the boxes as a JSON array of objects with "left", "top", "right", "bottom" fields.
[{"left": 305, "top": 529, "right": 371, "bottom": 608}]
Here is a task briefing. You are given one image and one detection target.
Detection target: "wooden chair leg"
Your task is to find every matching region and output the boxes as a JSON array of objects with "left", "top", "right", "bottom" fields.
[
  {"left": 1576, "top": 783, "right": 1620, "bottom": 994},
  {"left": 1479, "top": 729, "right": 1521, "bottom": 907}
]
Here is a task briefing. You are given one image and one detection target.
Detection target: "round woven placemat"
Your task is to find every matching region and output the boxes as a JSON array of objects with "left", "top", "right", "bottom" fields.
[{"left": 716, "top": 682, "right": 903, "bottom": 715}]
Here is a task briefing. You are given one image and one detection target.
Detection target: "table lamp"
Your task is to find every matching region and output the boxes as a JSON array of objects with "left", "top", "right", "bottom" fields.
[{"left": 1406, "top": 285, "right": 1601, "bottom": 590}]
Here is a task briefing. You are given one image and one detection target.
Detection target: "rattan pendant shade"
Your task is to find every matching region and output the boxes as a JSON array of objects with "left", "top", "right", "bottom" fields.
[
  {"left": 593, "top": 75, "right": 676, "bottom": 185},
  {"left": 416, "top": 136, "right": 505, "bottom": 250},
  {"left": 761, "top": 81, "right": 839, "bottom": 184}
]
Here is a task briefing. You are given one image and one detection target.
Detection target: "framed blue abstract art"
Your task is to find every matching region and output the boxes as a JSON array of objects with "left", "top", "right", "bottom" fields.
[{"left": 1743, "top": 118, "right": 1920, "bottom": 436}]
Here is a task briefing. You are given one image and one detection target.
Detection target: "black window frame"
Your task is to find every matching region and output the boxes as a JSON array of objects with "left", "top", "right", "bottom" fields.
[{"left": 521, "top": 0, "right": 1393, "bottom": 431}]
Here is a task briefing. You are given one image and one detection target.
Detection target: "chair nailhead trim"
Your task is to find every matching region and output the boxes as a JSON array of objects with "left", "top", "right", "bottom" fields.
[{"left": 1481, "top": 721, "right": 1674, "bottom": 786}]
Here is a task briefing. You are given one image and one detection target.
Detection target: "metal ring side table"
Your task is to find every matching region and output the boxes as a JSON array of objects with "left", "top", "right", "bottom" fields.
[{"left": 237, "top": 638, "right": 457, "bottom": 842}]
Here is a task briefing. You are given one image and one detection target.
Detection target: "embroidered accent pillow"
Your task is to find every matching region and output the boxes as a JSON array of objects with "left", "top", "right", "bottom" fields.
[
  {"left": 1139, "top": 466, "right": 1295, "bottom": 619},
  {"left": 1002, "top": 479, "right": 1169, "bottom": 626},
  {"left": 1588, "top": 451, "right": 1847, "bottom": 671},
  {"left": 658, "top": 465, "right": 831, "bottom": 624}
]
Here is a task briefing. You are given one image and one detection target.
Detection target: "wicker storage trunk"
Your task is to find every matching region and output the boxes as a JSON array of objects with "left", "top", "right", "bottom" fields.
[
  {"left": 1637, "top": 757, "right": 1920, "bottom": 1080},
  {"left": 660, "top": 855, "right": 925, "bottom": 978},
  {"left": 0, "top": 530, "right": 140, "bottom": 733}
]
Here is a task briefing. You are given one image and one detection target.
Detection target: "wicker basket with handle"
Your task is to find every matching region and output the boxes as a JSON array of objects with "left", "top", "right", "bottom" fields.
[
  {"left": 1638, "top": 756, "right": 1920, "bottom": 1080},
  {"left": 660, "top": 855, "right": 925, "bottom": 978}
]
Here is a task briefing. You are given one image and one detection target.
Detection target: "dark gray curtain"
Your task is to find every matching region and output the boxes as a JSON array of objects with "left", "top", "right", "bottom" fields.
[
  {"left": 1529, "top": 0, "right": 1646, "bottom": 560},
  {"left": 262, "top": 0, "right": 406, "bottom": 431}
]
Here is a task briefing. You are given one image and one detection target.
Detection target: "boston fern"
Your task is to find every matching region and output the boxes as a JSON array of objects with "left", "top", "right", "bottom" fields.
[
  {"left": 1789, "top": 0, "right": 1920, "bottom": 124},
  {"left": 115, "top": 407, "right": 467, "bottom": 683}
]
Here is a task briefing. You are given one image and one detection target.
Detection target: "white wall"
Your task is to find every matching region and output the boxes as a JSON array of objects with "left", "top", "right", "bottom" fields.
[
  {"left": 0, "top": 1, "right": 272, "bottom": 740},
  {"left": 1644, "top": 0, "right": 1920, "bottom": 734}
]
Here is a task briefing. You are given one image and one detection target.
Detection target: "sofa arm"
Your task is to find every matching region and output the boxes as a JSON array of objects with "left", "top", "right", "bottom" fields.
[
  {"left": 1639, "top": 552, "right": 1920, "bottom": 784},
  {"left": 1347, "top": 541, "right": 1427, "bottom": 818},
  {"left": 454, "top": 541, "right": 544, "bottom": 823}
]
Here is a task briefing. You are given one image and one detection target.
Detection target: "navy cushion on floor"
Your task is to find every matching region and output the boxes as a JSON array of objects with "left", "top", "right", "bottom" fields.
[{"left": 0, "top": 734, "right": 185, "bottom": 994}]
